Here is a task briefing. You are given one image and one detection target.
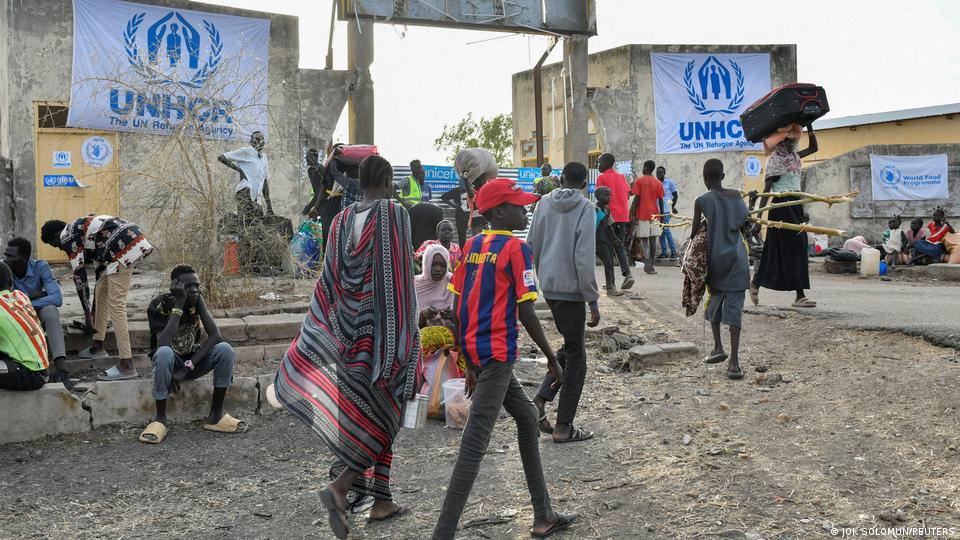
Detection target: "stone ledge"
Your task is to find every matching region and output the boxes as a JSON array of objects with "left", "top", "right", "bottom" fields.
[
  {"left": 926, "top": 263, "right": 960, "bottom": 281},
  {"left": 0, "top": 376, "right": 272, "bottom": 444},
  {"left": 0, "top": 383, "right": 90, "bottom": 444},
  {"left": 628, "top": 342, "right": 698, "bottom": 371}
]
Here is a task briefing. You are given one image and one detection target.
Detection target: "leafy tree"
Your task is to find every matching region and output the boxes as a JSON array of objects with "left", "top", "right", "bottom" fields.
[{"left": 434, "top": 113, "right": 513, "bottom": 166}]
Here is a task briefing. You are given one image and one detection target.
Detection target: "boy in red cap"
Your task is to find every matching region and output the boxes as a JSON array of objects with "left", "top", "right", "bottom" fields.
[{"left": 433, "top": 178, "right": 577, "bottom": 539}]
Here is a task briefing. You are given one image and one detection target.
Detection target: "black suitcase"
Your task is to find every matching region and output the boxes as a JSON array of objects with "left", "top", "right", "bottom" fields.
[{"left": 740, "top": 83, "right": 829, "bottom": 143}]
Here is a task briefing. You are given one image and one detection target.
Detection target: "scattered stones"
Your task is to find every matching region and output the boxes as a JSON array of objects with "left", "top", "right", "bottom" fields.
[
  {"left": 895, "top": 509, "right": 907, "bottom": 522},
  {"left": 776, "top": 413, "right": 791, "bottom": 422},
  {"left": 719, "top": 402, "right": 732, "bottom": 412},
  {"left": 706, "top": 447, "right": 724, "bottom": 456},
  {"left": 717, "top": 530, "right": 746, "bottom": 539},
  {"left": 745, "top": 532, "right": 765, "bottom": 540},
  {"left": 709, "top": 427, "right": 722, "bottom": 438},
  {"left": 695, "top": 389, "right": 712, "bottom": 396},
  {"left": 755, "top": 365, "right": 768, "bottom": 373},
  {"left": 878, "top": 511, "right": 896, "bottom": 523},
  {"left": 612, "top": 333, "right": 634, "bottom": 349},
  {"left": 821, "top": 521, "right": 834, "bottom": 531},
  {"left": 600, "top": 337, "right": 619, "bottom": 353},
  {"left": 799, "top": 518, "right": 811, "bottom": 524},
  {"left": 682, "top": 434, "right": 692, "bottom": 446},
  {"left": 595, "top": 365, "right": 614, "bottom": 374}
]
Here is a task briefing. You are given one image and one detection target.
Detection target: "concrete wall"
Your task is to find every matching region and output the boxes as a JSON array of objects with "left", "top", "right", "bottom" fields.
[
  {"left": 803, "top": 143, "right": 960, "bottom": 243},
  {"left": 0, "top": 0, "right": 350, "bottom": 250},
  {"left": 805, "top": 115, "right": 960, "bottom": 166},
  {"left": 513, "top": 44, "right": 797, "bottom": 217}
]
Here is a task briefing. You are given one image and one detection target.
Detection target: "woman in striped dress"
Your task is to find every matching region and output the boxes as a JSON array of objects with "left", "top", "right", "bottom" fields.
[{"left": 274, "top": 155, "right": 420, "bottom": 538}]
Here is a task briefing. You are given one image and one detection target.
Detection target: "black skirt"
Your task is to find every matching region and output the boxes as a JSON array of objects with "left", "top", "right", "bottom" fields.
[{"left": 755, "top": 197, "right": 810, "bottom": 291}]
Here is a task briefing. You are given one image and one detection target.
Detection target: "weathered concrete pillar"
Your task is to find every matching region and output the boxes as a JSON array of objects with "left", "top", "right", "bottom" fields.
[
  {"left": 347, "top": 20, "right": 374, "bottom": 144},
  {"left": 563, "top": 35, "right": 588, "bottom": 165}
]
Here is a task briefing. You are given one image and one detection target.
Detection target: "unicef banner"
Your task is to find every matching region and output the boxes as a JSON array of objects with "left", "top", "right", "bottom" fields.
[
  {"left": 67, "top": 0, "right": 270, "bottom": 140},
  {"left": 651, "top": 53, "right": 771, "bottom": 154},
  {"left": 871, "top": 154, "right": 949, "bottom": 201}
]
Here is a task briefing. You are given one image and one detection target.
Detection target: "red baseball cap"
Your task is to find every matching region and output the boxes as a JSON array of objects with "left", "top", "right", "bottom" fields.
[{"left": 475, "top": 178, "right": 540, "bottom": 213}]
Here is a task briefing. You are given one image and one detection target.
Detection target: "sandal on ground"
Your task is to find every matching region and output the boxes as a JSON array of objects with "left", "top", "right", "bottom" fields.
[
  {"left": 792, "top": 297, "right": 817, "bottom": 308},
  {"left": 749, "top": 285, "right": 760, "bottom": 306},
  {"left": 319, "top": 487, "right": 350, "bottom": 539},
  {"left": 202, "top": 414, "right": 248, "bottom": 434},
  {"left": 139, "top": 421, "right": 168, "bottom": 444},
  {"left": 97, "top": 365, "right": 138, "bottom": 381},
  {"left": 553, "top": 426, "right": 594, "bottom": 444},
  {"left": 726, "top": 367, "right": 744, "bottom": 380},
  {"left": 265, "top": 383, "right": 283, "bottom": 410},
  {"left": 704, "top": 351, "right": 728, "bottom": 365},
  {"left": 366, "top": 505, "right": 410, "bottom": 523},
  {"left": 531, "top": 511, "right": 578, "bottom": 538},
  {"left": 538, "top": 413, "right": 554, "bottom": 435},
  {"left": 79, "top": 347, "right": 109, "bottom": 360}
]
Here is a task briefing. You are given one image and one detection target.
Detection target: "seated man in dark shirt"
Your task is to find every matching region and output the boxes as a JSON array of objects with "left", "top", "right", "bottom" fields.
[{"left": 139, "top": 265, "right": 244, "bottom": 444}]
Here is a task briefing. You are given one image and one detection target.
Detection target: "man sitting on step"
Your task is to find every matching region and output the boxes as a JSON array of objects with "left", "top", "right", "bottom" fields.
[
  {"left": 139, "top": 265, "right": 245, "bottom": 444},
  {"left": 0, "top": 262, "right": 49, "bottom": 391}
]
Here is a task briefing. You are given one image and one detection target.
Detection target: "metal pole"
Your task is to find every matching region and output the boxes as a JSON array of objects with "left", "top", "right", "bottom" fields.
[{"left": 534, "top": 38, "right": 558, "bottom": 166}]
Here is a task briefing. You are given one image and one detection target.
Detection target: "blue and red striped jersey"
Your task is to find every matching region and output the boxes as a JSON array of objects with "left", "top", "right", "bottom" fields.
[{"left": 448, "top": 231, "right": 538, "bottom": 367}]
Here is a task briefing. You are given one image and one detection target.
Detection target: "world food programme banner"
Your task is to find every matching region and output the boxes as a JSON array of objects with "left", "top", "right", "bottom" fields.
[
  {"left": 67, "top": 0, "right": 270, "bottom": 140},
  {"left": 651, "top": 53, "right": 771, "bottom": 154},
  {"left": 871, "top": 154, "right": 949, "bottom": 201}
]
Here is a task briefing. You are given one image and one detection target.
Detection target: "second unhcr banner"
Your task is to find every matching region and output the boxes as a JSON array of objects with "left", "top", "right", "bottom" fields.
[{"left": 652, "top": 53, "right": 771, "bottom": 154}]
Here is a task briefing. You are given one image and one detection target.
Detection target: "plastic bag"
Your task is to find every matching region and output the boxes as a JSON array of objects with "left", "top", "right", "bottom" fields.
[{"left": 290, "top": 219, "right": 323, "bottom": 275}]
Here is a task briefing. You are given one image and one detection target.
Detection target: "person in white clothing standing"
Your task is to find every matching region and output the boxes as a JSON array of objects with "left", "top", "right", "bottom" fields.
[{"left": 218, "top": 131, "right": 275, "bottom": 271}]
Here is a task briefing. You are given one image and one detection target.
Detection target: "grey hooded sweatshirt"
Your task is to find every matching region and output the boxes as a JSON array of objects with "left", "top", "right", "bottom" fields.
[{"left": 526, "top": 188, "right": 600, "bottom": 310}]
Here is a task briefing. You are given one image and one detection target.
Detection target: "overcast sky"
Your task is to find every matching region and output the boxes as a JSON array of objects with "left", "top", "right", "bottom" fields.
[{"left": 197, "top": 0, "right": 960, "bottom": 165}]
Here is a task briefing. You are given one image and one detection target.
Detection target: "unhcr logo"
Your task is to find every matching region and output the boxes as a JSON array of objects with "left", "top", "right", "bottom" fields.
[
  {"left": 684, "top": 56, "right": 745, "bottom": 116},
  {"left": 124, "top": 11, "right": 222, "bottom": 89}
]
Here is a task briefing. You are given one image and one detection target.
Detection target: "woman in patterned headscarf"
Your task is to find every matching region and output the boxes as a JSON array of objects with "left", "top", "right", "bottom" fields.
[
  {"left": 274, "top": 155, "right": 420, "bottom": 539},
  {"left": 749, "top": 123, "right": 818, "bottom": 308}
]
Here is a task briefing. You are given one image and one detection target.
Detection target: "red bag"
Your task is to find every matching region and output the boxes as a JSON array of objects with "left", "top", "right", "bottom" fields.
[{"left": 329, "top": 144, "right": 379, "bottom": 166}]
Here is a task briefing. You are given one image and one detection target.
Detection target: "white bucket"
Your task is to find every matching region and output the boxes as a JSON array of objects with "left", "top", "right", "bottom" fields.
[
  {"left": 442, "top": 378, "right": 471, "bottom": 429},
  {"left": 860, "top": 247, "right": 881, "bottom": 276}
]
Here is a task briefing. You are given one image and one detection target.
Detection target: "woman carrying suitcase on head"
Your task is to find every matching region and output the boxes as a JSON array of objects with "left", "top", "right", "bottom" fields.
[{"left": 749, "top": 122, "right": 818, "bottom": 308}]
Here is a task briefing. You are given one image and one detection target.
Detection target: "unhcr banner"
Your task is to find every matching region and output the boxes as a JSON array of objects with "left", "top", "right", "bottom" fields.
[
  {"left": 67, "top": 0, "right": 270, "bottom": 140},
  {"left": 871, "top": 154, "right": 949, "bottom": 201},
  {"left": 651, "top": 53, "right": 771, "bottom": 154}
]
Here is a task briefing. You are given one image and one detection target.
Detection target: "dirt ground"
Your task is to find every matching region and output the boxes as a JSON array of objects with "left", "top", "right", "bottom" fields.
[{"left": 2, "top": 284, "right": 960, "bottom": 539}]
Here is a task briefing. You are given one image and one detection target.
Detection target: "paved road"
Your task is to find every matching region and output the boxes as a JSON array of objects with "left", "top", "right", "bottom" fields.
[{"left": 613, "top": 263, "right": 960, "bottom": 349}]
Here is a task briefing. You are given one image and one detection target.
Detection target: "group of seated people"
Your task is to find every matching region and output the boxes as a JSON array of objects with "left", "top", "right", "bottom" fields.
[
  {"left": 842, "top": 208, "right": 957, "bottom": 266},
  {"left": 0, "top": 246, "right": 243, "bottom": 444}
]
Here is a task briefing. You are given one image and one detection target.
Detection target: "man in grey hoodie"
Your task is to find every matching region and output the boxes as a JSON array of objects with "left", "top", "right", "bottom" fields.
[{"left": 526, "top": 161, "right": 600, "bottom": 444}]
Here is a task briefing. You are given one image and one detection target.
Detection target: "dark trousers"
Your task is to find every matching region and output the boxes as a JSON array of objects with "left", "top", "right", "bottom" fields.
[
  {"left": 537, "top": 299, "right": 587, "bottom": 426},
  {"left": 611, "top": 223, "right": 634, "bottom": 275},
  {"left": 0, "top": 358, "right": 46, "bottom": 391},
  {"left": 433, "top": 361, "right": 553, "bottom": 539},
  {"left": 597, "top": 237, "right": 617, "bottom": 290}
]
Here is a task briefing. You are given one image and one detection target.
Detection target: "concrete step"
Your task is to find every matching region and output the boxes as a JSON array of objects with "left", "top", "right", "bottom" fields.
[
  {"left": 63, "top": 343, "right": 292, "bottom": 375},
  {"left": 627, "top": 342, "right": 698, "bottom": 372},
  {"left": 62, "top": 312, "right": 307, "bottom": 354},
  {"left": 0, "top": 376, "right": 270, "bottom": 444}
]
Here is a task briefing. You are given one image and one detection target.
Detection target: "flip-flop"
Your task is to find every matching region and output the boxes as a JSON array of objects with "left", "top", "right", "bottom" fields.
[
  {"left": 319, "top": 487, "right": 350, "bottom": 539},
  {"left": 139, "top": 421, "right": 168, "bottom": 444},
  {"left": 366, "top": 505, "right": 409, "bottom": 523},
  {"left": 553, "top": 426, "right": 594, "bottom": 444},
  {"left": 531, "top": 511, "right": 578, "bottom": 538},
  {"left": 538, "top": 413, "right": 554, "bottom": 435},
  {"left": 792, "top": 297, "right": 817, "bottom": 308},
  {"left": 97, "top": 365, "right": 138, "bottom": 381},
  {"left": 726, "top": 367, "right": 744, "bottom": 380},
  {"left": 749, "top": 285, "right": 760, "bottom": 306},
  {"left": 704, "top": 351, "right": 728, "bottom": 364},
  {"left": 265, "top": 383, "right": 283, "bottom": 410},
  {"left": 202, "top": 413, "right": 249, "bottom": 434}
]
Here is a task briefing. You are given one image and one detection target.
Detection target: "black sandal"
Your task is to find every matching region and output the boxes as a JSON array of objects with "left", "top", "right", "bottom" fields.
[
  {"left": 553, "top": 426, "right": 594, "bottom": 444},
  {"left": 704, "top": 351, "right": 728, "bottom": 364},
  {"left": 319, "top": 487, "right": 350, "bottom": 539},
  {"left": 531, "top": 511, "right": 578, "bottom": 538},
  {"left": 538, "top": 413, "right": 554, "bottom": 434},
  {"left": 726, "top": 367, "right": 744, "bottom": 380}
]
